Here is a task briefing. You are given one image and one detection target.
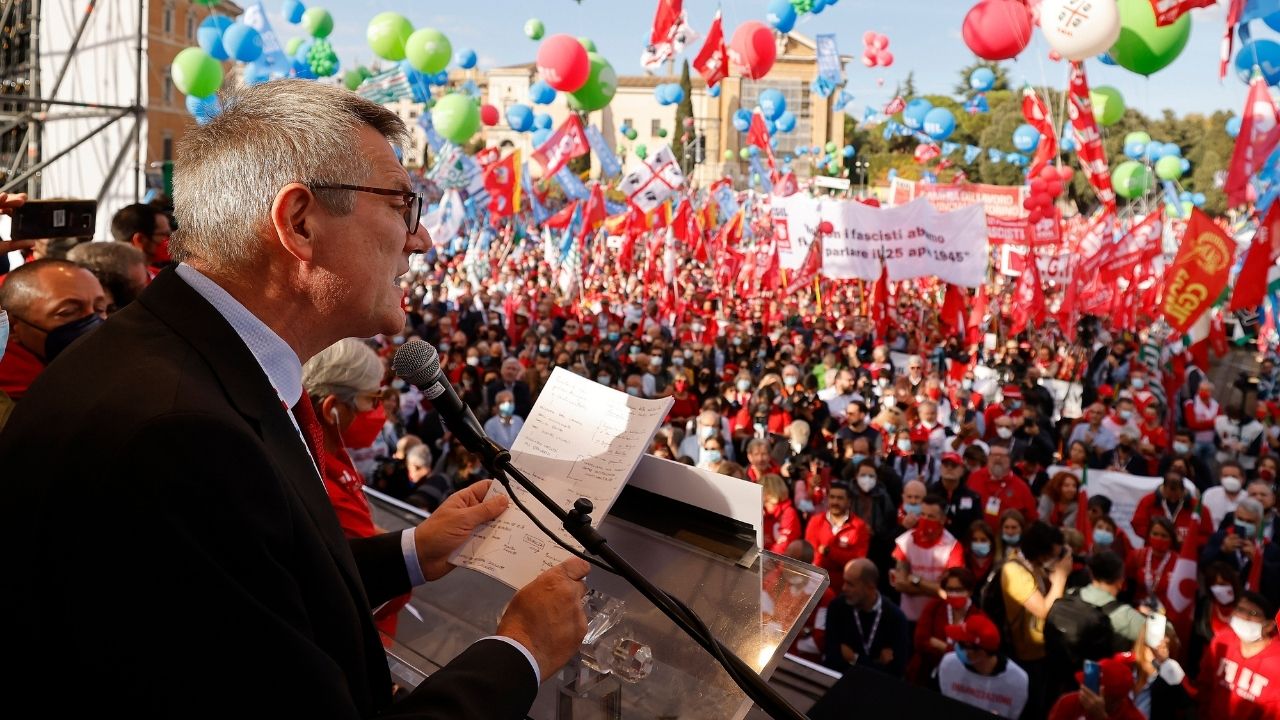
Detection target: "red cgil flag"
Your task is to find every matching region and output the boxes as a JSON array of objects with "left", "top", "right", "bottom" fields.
[
  {"left": 692, "top": 11, "right": 728, "bottom": 88},
  {"left": 1225, "top": 74, "right": 1280, "bottom": 208},
  {"left": 1151, "top": 0, "right": 1217, "bottom": 26},
  {"left": 1162, "top": 208, "right": 1235, "bottom": 334},
  {"left": 940, "top": 283, "right": 969, "bottom": 337},
  {"left": 1229, "top": 201, "right": 1280, "bottom": 310},
  {"left": 1066, "top": 61, "right": 1116, "bottom": 220},
  {"left": 870, "top": 263, "right": 890, "bottom": 339}
]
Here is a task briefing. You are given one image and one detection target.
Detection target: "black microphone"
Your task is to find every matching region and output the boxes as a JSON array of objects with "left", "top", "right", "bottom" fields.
[{"left": 392, "top": 340, "right": 504, "bottom": 463}]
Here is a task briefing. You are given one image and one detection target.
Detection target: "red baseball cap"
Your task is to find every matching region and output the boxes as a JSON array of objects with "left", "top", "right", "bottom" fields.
[
  {"left": 941, "top": 452, "right": 963, "bottom": 465},
  {"left": 1073, "top": 657, "right": 1135, "bottom": 699},
  {"left": 945, "top": 615, "right": 1001, "bottom": 653}
]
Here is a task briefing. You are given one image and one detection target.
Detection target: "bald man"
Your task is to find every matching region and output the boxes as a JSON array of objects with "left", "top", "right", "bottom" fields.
[
  {"left": 824, "top": 558, "right": 909, "bottom": 678},
  {"left": 0, "top": 258, "right": 106, "bottom": 402}
]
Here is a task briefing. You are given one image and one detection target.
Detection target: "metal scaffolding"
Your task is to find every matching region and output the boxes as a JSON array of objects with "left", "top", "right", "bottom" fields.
[{"left": 0, "top": 0, "right": 145, "bottom": 201}]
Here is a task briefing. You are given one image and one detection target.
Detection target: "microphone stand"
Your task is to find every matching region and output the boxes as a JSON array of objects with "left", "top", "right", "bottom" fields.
[{"left": 469, "top": 437, "right": 807, "bottom": 720}]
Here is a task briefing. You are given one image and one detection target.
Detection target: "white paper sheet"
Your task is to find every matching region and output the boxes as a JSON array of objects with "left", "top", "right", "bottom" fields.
[{"left": 450, "top": 367, "right": 673, "bottom": 589}]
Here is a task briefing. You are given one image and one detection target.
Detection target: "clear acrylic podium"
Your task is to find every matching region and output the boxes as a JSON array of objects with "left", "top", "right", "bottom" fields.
[{"left": 368, "top": 464, "right": 829, "bottom": 720}]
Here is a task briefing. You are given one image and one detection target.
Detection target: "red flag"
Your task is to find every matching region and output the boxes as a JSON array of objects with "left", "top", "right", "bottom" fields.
[
  {"left": 1162, "top": 208, "right": 1235, "bottom": 334},
  {"left": 786, "top": 237, "right": 822, "bottom": 296},
  {"left": 1225, "top": 75, "right": 1280, "bottom": 208},
  {"left": 1151, "top": 0, "right": 1217, "bottom": 25},
  {"left": 870, "top": 264, "right": 890, "bottom": 339},
  {"left": 1229, "top": 202, "right": 1280, "bottom": 310},
  {"left": 773, "top": 171, "right": 799, "bottom": 198},
  {"left": 580, "top": 183, "right": 607, "bottom": 241},
  {"left": 641, "top": 0, "right": 695, "bottom": 70},
  {"left": 746, "top": 110, "right": 776, "bottom": 170},
  {"left": 1221, "top": 0, "right": 1246, "bottom": 80},
  {"left": 692, "top": 11, "right": 728, "bottom": 87},
  {"left": 967, "top": 283, "right": 988, "bottom": 346},
  {"left": 940, "top": 283, "right": 969, "bottom": 336},
  {"left": 1066, "top": 62, "right": 1117, "bottom": 219},
  {"left": 544, "top": 200, "right": 580, "bottom": 230},
  {"left": 1210, "top": 310, "right": 1230, "bottom": 357},
  {"left": 1099, "top": 211, "right": 1164, "bottom": 283},
  {"left": 1009, "top": 253, "right": 1046, "bottom": 336},
  {"left": 481, "top": 150, "right": 521, "bottom": 218},
  {"left": 1021, "top": 89, "right": 1057, "bottom": 181},
  {"left": 531, "top": 114, "right": 589, "bottom": 177}
]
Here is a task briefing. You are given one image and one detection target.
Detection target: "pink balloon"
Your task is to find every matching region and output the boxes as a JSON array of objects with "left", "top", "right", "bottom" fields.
[
  {"left": 1048, "top": 50, "right": 1062, "bottom": 62},
  {"left": 862, "top": 31, "right": 877, "bottom": 46},
  {"left": 877, "top": 51, "right": 893, "bottom": 66},
  {"left": 862, "top": 51, "right": 877, "bottom": 67},
  {"left": 961, "top": 0, "right": 1033, "bottom": 61},
  {"left": 729, "top": 21, "right": 777, "bottom": 79},
  {"left": 874, "top": 34, "right": 890, "bottom": 50},
  {"left": 536, "top": 34, "right": 591, "bottom": 92},
  {"left": 479, "top": 103, "right": 499, "bottom": 126}
]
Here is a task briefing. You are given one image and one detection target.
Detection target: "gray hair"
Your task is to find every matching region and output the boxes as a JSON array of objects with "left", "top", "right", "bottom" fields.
[
  {"left": 67, "top": 240, "right": 145, "bottom": 273},
  {"left": 302, "top": 338, "right": 384, "bottom": 399},
  {"left": 406, "top": 444, "right": 433, "bottom": 470},
  {"left": 1237, "top": 497, "right": 1265, "bottom": 521},
  {"left": 172, "top": 79, "right": 409, "bottom": 272}
]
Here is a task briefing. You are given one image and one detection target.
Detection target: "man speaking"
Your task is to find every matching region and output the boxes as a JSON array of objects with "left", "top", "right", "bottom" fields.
[{"left": 0, "top": 80, "right": 588, "bottom": 717}]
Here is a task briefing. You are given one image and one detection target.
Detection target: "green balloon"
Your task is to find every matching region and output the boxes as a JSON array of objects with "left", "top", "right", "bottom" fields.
[
  {"left": 739, "top": 148, "right": 750, "bottom": 160},
  {"left": 1155, "top": 154, "right": 1185, "bottom": 181},
  {"left": 624, "top": 127, "right": 638, "bottom": 140},
  {"left": 656, "top": 128, "right": 668, "bottom": 138},
  {"left": 825, "top": 141, "right": 838, "bottom": 154},
  {"left": 567, "top": 52, "right": 616, "bottom": 112},
  {"left": 723, "top": 149, "right": 735, "bottom": 161},
  {"left": 1110, "top": 0, "right": 1190, "bottom": 76},
  {"left": 406, "top": 28, "right": 452, "bottom": 74},
  {"left": 432, "top": 93, "right": 479, "bottom": 145},
  {"left": 524, "top": 18, "right": 545, "bottom": 40},
  {"left": 343, "top": 70, "right": 364, "bottom": 91},
  {"left": 1124, "top": 131, "right": 1152, "bottom": 147},
  {"left": 358, "top": 66, "right": 374, "bottom": 81},
  {"left": 1112, "top": 159, "right": 1153, "bottom": 199},
  {"left": 827, "top": 161, "right": 841, "bottom": 175},
  {"left": 635, "top": 143, "right": 648, "bottom": 160},
  {"left": 1089, "top": 86, "right": 1125, "bottom": 126},
  {"left": 301, "top": 7, "right": 334, "bottom": 39},
  {"left": 367, "top": 11, "right": 414, "bottom": 61},
  {"left": 578, "top": 37, "right": 596, "bottom": 52},
  {"left": 171, "top": 47, "right": 223, "bottom": 99},
  {"left": 284, "top": 37, "right": 304, "bottom": 57}
]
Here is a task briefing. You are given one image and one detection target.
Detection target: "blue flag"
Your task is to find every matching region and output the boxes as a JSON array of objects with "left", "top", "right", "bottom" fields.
[
  {"left": 554, "top": 166, "right": 590, "bottom": 201},
  {"left": 583, "top": 124, "right": 622, "bottom": 178}
]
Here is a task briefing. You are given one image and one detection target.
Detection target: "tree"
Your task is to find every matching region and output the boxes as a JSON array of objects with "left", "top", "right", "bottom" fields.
[
  {"left": 672, "top": 60, "right": 695, "bottom": 174},
  {"left": 953, "top": 60, "right": 1011, "bottom": 97},
  {"left": 894, "top": 71, "right": 917, "bottom": 99}
]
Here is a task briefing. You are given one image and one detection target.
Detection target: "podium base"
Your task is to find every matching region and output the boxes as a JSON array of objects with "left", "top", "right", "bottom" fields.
[{"left": 557, "top": 666, "right": 623, "bottom": 720}]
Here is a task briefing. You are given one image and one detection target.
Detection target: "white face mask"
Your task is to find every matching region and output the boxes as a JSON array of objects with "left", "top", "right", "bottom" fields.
[
  {"left": 857, "top": 474, "right": 877, "bottom": 493},
  {"left": 897, "top": 438, "right": 913, "bottom": 453},
  {"left": 883, "top": 396, "right": 896, "bottom": 409},
  {"left": 1222, "top": 476, "right": 1243, "bottom": 494},
  {"left": 1210, "top": 584, "right": 1235, "bottom": 606},
  {"left": 996, "top": 427, "right": 1013, "bottom": 439},
  {"left": 1230, "top": 616, "right": 1265, "bottom": 644}
]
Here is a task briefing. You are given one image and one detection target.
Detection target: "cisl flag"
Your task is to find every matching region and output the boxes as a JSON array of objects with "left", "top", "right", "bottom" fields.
[
  {"left": 531, "top": 114, "right": 589, "bottom": 177},
  {"left": 1162, "top": 208, "right": 1235, "bottom": 334}
]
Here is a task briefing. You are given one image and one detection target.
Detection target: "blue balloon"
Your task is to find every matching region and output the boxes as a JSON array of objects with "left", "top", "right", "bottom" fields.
[
  {"left": 923, "top": 107, "right": 956, "bottom": 140},
  {"left": 842, "top": 145, "right": 855, "bottom": 158},
  {"left": 969, "top": 67, "right": 995, "bottom": 92},
  {"left": 765, "top": 119, "right": 776, "bottom": 135},
  {"left": 455, "top": 48, "right": 477, "bottom": 69},
  {"left": 887, "top": 168, "right": 898, "bottom": 180},
  {"left": 1227, "top": 115, "right": 1242, "bottom": 137},
  {"left": 1163, "top": 143, "right": 1182, "bottom": 158},
  {"left": 812, "top": 0, "right": 827, "bottom": 13},
  {"left": 433, "top": 71, "right": 449, "bottom": 85},
  {"left": 185, "top": 93, "right": 222, "bottom": 125},
  {"left": 1145, "top": 142, "right": 1164, "bottom": 162},
  {"left": 529, "top": 81, "right": 556, "bottom": 105},
  {"left": 708, "top": 83, "right": 721, "bottom": 98},
  {"left": 667, "top": 84, "right": 685, "bottom": 104},
  {"left": 282, "top": 0, "right": 305, "bottom": 24},
  {"left": 1098, "top": 51, "right": 1117, "bottom": 66},
  {"left": 221, "top": 22, "right": 263, "bottom": 63},
  {"left": 531, "top": 127, "right": 552, "bottom": 147},
  {"left": 533, "top": 112, "right": 553, "bottom": 130},
  {"left": 653, "top": 84, "right": 670, "bottom": 105},
  {"left": 1180, "top": 158, "right": 1192, "bottom": 174},
  {"left": 796, "top": 146, "right": 808, "bottom": 156},
  {"left": 1236, "top": 40, "right": 1280, "bottom": 86},
  {"left": 1193, "top": 192, "right": 1207, "bottom": 206},
  {"left": 506, "top": 104, "right": 534, "bottom": 132},
  {"left": 243, "top": 60, "right": 272, "bottom": 86},
  {"left": 776, "top": 110, "right": 797, "bottom": 133},
  {"left": 732, "top": 108, "right": 751, "bottom": 132},
  {"left": 770, "top": 136, "right": 779, "bottom": 149},
  {"left": 197, "top": 16, "right": 233, "bottom": 61},
  {"left": 767, "top": 0, "right": 797, "bottom": 33},
  {"left": 1012, "top": 124, "right": 1040, "bottom": 153},
  {"left": 748, "top": 146, "right": 760, "bottom": 157},
  {"left": 290, "top": 39, "right": 315, "bottom": 79},
  {"left": 758, "top": 88, "right": 786, "bottom": 120},
  {"left": 1268, "top": 12, "right": 1280, "bottom": 33},
  {"left": 902, "top": 98, "right": 932, "bottom": 130},
  {"left": 1124, "top": 141, "right": 1146, "bottom": 160}
]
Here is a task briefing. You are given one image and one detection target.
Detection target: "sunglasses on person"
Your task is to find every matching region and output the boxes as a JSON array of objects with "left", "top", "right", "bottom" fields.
[{"left": 309, "top": 183, "right": 423, "bottom": 234}]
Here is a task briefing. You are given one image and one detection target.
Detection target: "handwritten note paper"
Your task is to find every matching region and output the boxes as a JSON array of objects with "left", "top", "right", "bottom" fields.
[{"left": 450, "top": 367, "right": 673, "bottom": 589}]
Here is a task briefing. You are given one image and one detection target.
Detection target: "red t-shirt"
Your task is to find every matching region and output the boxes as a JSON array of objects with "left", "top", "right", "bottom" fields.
[
  {"left": 320, "top": 449, "right": 376, "bottom": 539},
  {"left": 804, "top": 512, "right": 870, "bottom": 583},
  {"left": 966, "top": 468, "right": 1039, "bottom": 524},
  {"left": 764, "top": 499, "right": 802, "bottom": 555},
  {"left": 1197, "top": 629, "right": 1280, "bottom": 720},
  {"left": 0, "top": 335, "right": 45, "bottom": 400},
  {"left": 1048, "top": 693, "right": 1145, "bottom": 720}
]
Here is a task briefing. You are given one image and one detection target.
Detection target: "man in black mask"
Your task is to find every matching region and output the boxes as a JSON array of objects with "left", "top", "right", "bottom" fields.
[{"left": 0, "top": 259, "right": 106, "bottom": 402}]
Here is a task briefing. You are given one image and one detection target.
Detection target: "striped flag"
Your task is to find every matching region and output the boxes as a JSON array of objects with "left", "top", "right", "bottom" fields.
[{"left": 356, "top": 67, "right": 417, "bottom": 104}]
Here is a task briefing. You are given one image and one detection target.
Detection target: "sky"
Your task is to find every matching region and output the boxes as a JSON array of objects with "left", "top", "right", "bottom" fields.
[{"left": 288, "top": 0, "right": 1274, "bottom": 119}]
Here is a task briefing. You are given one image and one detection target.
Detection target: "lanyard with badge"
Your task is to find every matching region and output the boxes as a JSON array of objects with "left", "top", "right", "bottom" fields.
[{"left": 851, "top": 595, "right": 883, "bottom": 659}]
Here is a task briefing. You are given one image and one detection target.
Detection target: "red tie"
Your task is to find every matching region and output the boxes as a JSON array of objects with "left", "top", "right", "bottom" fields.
[{"left": 290, "top": 395, "right": 328, "bottom": 471}]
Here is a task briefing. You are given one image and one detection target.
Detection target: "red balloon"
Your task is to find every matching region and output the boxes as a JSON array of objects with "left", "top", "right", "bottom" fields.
[
  {"left": 862, "top": 31, "right": 877, "bottom": 46},
  {"left": 1048, "top": 50, "right": 1062, "bottom": 62},
  {"left": 873, "top": 34, "right": 890, "bottom": 51},
  {"left": 877, "top": 51, "right": 894, "bottom": 67},
  {"left": 729, "top": 21, "right": 776, "bottom": 79},
  {"left": 1023, "top": 197, "right": 1037, "bottom": 211},
  {"left": 1046, "top": 180, "right": 1063, "bottom": 196},
  {"left": 1031, "top": 191, "right": 1051, "bottom": 207},
  {"left": 818, "top": 220, "right": 834, "bottom": 234},
  {"left": 1030, "top": 178, "right": 1047, "bottom": 193},
  {"left": 961, "top": 0, "right": 1033, "bottom": 61},
  {"left": 536, "top": 34, "right": 590, "bottom": 92},
  {"left": 862, "top": 51, "right": 877, "bottom": 67},
  {"left": 1057, "top": 167, "right": 1074, "bottom": 182},
  {"left": 1039, "top": 165, "right": 1059, "bottom": 182},
  {"left": 1028, "top": 209, "right": 1044, "bottom": 224},
  {"left": 479, "top": 103, "right": 499, "bottom": 126}
]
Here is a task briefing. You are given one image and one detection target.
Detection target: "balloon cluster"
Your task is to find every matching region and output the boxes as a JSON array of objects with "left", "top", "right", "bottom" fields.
[
  {"left": 965, "top": 67, "right": 994, "bottom": 114},
  {"left": 788, "top": 0, "right": 839, "bottom": 18},
  {"left": 860, "top": 31, "right": 892, "bottom": 68},
  {"left": 1025, "top": 165, "right": 1073, "bottom": 224},
  {"left": 654, "top": 83, "right": 685, "bottom": 105},
  {"left": 1120, "top": 132, "right": 1190, "bottom": 181},
  {"left": 306, "top": 38, "right": 339, "bottom": 77}
]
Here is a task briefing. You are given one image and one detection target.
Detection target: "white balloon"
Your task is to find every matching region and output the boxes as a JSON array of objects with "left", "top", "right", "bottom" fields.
[{"left": 1039, "top": 0, "right": 1121, "bottom": 62}]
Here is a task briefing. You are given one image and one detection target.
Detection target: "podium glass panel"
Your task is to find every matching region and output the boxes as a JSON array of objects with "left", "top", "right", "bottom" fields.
[{"left": 369, "top": 491, "right": 829, "bottom": 720}]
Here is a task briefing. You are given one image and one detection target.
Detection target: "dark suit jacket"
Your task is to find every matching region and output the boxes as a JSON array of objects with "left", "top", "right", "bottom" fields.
[
  {"left": 484, "top": 379, "right": 532, "bottom": 420},
  {"left": 0, "top": 269, "right": 537, "bottom": 718}
]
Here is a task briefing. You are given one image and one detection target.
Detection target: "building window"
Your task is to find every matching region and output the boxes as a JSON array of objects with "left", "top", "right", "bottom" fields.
[
  {"left": 162, "top": 3, "right": 174, "bottom": 34},
  {"left": 623, "top": 118, "right": 633, "bottom": 131},
  {"left": 163, "top": 72, "right": 173, "bottom": 105},
  {"left": 650, "top": 118, "right": 661, "bottom": 136},
  {"left": 185, "top": 11, "right": 195, "bottom": 40},
  {"left": 162, "top": 132, "right": 173, "bottom": 161}
]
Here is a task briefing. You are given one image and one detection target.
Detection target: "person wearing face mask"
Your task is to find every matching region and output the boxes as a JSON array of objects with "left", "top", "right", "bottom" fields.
[
  {"left": 1196, "top": 591, "right": 1280, "bottom": 720},
  {"left": 1194, "top": 562, "right": 1242, "bottom": 663},
  {"left": 1069, "top": 403, "right": 1121, "bottom": 463},
  {"left": 1215, "top": 405, "right": 1266, "bottom": 472},
  {"left": 937, "top": 613, "right": 1029, "bottom": 719},
  {"left": 1201, "top": 495, "right": 1280, "bottom": 602},
  {"left": 931, "top": 452, "right": 984, "bottom": 539},
  {"left": 110, "top": 202, "right": 175, "bottom": 277},
  {"left": 967, "top": 445, "right": 1039, "bottom": 528},
  {"left": 964, "top": 521, "right": 998, "bottom": 593},
  {"left": 1184, "top": 380, "right": 1222, "bottom": 467},
  {"left": 844, "top": 457, "right": 899, "bottom": 549},
  {"left": 908, "top": 567, "right": 982, "bottom": 686},
  {"left": 1202, "top": 461, "right": 1248, "bottom": 527},
  {"left": 0, "top": 259, "right": 107, "bottom": 406},
  {"left": 679, "top": 409, "right": 734, "bottom": 463},
  {"left": 1101, "top": 397, "right": 1141, "bottom": 441},
  {"left": 1157, "top": 429, "right": 1214, "bottom": 491},
  {"left": 697, "top": 435, "right": 728, "bottom": 472},
  {"left": 982, "top": 386, "right": 1023, "bottom": 442},
  {"left": 482, "top": 389, "right": 524, "bottom": 451},
  {"left": 891, "top": 494, "right": 965, "bottom": 627},
  {"left": 891, "top": 426, "right": 940, "bottom": 486},
  {"left": 485, "top": 356, "right": 533, "bottom": 420},
  {"left": 804, "top": 482, "right": 871, "bottom": 583},
  {"left": 1047, "top": 655, "right": 1146, "bottom": 720},
  {"left": 1130, "top": 472, "right": 1214, "bottom": 557}
]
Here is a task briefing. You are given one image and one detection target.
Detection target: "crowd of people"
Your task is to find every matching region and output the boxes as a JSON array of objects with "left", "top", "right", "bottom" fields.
[{"left": 3, "top": 161, "right": 1280, "bottom": 720}]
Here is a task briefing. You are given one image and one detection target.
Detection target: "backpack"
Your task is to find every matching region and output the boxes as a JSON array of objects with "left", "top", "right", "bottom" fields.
[{"left": 1044, "top": 588, "right": 1123, "bottom": 671}]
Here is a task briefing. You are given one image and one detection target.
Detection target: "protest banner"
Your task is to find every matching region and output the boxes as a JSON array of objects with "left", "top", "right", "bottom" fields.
[
  {"left": 889, "top": 177, "right": 1060, "bottom": 246},
  {"left": 1049, "top": 466, "right": 1196, "bottom": 546}
]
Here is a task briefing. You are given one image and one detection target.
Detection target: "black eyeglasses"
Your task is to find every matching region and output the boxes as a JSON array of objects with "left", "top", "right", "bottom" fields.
[{"left": 309, "top": 183, "right": 422, "bottom": 235}]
